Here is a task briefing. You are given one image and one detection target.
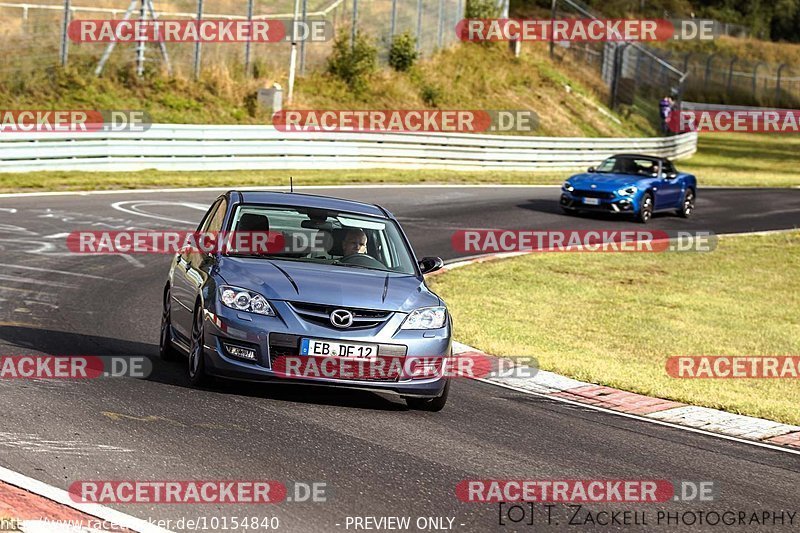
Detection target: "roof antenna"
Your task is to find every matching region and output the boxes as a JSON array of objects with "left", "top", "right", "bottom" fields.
[{"left": 290, "top": 176, "right": 294, "bottom": 193}]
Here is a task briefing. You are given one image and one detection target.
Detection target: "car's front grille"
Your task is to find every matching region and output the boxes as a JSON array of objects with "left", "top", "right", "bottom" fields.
[
  {"left": 288, "top": 301, "right": 392, "bottom": 329},
  {"left": 571, "top": 189, "right": 615, "bottom": 199},
  {"left": 267, "top": 333, "right": 405, "bottom": 382}
]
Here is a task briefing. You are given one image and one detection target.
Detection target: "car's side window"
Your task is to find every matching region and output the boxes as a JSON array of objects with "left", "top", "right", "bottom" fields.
[
  {"left": 205, "top": 198, "right": 228, "bottom": 233},
  {"left": 663, "top": 160, "right": 676, "bottom": 174},
  {"left": 197, "top": 198, "right": 223, "bottom": 232}
]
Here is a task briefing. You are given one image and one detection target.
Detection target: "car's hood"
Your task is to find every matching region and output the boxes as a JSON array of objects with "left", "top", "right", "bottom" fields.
[
  {"left": 217, "top": 257, "right": 440, "bottom": 312},
  {"left": 567, "top": 173, "right": 650, "bottom": 192}
]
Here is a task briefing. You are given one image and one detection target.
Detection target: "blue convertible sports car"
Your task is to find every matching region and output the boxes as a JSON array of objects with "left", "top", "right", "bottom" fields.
[
  {"left": 560, "top": 154, "right": 697, "bottom": 223},
  {"left": 159, "top": 191, "right": 452, "bottom": 411}
]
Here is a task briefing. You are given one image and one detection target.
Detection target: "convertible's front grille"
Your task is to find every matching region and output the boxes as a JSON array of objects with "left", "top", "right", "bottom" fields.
[
  {"left": 571, "top": 189, "right": 615, "bottom": 199},
  {"left": 267, "top": 333, "right": 406, "bottom": 382},
  {"left": 288, "top": 301, "right": 392, "bottom": 329}
]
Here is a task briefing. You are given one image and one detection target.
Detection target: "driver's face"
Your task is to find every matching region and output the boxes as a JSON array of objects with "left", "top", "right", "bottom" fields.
[{"left": 343, "top": 231, "right": 367, "bottom": 255}]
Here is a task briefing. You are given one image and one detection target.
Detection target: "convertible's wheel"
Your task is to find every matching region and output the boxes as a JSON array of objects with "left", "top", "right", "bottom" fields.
[
  {"left": 677, "top": 188, "right": 695, "bottom": 218},
  {"left": 636, "top": 192, "right": 654, "bottom": 224},
  {"left": 159, "top": 286, "right": 178, "bottom": 361},
  {"left": 405, "top": 379, "right": 450, "bottom": 412},
  {"left": 188, "top": 306, "right": 210, "bottom": 386}
]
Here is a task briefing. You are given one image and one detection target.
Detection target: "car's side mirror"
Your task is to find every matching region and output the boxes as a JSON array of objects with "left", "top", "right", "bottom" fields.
[
  {"left": 419, "top": 256, "right": 444, "bottom": 275},
  {"left": 587, "top": 167, "right": 596, "bottom": 173}
]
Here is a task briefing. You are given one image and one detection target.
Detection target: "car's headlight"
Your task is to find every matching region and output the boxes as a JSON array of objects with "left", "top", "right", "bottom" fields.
[
  {"left": 401, "top": 307, "right": 447, "bottom": 330},
  {"left": 617, "top": 186, "right": 638, "bottom": 196},
  {"left": 563, "top": 181, "right": 575, "bottom": 192},
  {"left": 219, "top": 285, "right": 275, "bottom": 316}
]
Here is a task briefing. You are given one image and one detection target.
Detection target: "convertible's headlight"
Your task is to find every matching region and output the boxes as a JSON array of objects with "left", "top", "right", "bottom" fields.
[
  {"left": 617, "top": 186, "right": 638, "bottom": 196},
  {"left": 219, "top": 285, "right": 275, "bottom": 316},
  {"left": 563, "top": 181, "right": 575, "bottom": 192},
  {"left": 401, "top": 307, "right": 447, "bottom": 330}
]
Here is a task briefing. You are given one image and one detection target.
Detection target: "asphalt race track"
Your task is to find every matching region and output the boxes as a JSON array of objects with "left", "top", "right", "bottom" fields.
[{"left": 0, "top": 186, "right": 799, "bottom": 532}]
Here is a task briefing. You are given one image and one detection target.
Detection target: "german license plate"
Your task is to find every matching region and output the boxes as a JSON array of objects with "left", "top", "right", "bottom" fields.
[
  {"left": 583, "top": 197, "right": 601, "bottom": 205},
  {"left": 300, "top": 338, "right": 378, "bottom": 360}
]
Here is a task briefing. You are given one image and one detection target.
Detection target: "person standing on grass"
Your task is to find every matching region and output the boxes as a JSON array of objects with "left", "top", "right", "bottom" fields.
[{"left": 659, "top": 95, "right": 674, "bottom": 135}]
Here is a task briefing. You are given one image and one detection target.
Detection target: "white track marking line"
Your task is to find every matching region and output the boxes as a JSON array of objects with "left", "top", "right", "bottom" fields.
[
  {"left": 1, "top": 264, "right": 110, "bottom": 280},
  {"left": 0, "top": 465, "right": 172, "bottom": 533},
  {"left": 110, "top": 201, "right": 207, "bottom": 225}
]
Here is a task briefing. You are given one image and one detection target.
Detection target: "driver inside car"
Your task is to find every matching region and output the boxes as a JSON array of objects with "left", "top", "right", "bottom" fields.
[{"left": 342, "top": 228, "right": 368, "bottom": 256}]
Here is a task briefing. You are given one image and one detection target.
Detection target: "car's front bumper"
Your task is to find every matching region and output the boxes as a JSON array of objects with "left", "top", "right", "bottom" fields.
[
  {"left": 199, "top": 301, "right": 452, "bottom": 398},
  {"left": 560, "top": 192, "right": 636, "bottom": 213}
]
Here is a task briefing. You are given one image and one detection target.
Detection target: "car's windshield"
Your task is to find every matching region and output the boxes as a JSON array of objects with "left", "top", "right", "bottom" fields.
[
  {"left": 596, "top": 156, "right": 661, "bottom": 176},
  {"left": 225, "top": 204, "right": 417, "bottom": 275}
]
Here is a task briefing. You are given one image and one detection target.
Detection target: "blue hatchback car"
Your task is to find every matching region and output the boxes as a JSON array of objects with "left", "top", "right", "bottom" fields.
[
  {"left": 159, "top": 191, "right": 452, "bottom": 410},
  {"left": 560, "top": 154, "right": 697, "bottom": 223}
]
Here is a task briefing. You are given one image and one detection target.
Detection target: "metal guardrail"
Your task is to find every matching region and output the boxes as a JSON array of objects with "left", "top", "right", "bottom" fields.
[{"left": 0, "top": 125, "right": 698, "bottom": 173}]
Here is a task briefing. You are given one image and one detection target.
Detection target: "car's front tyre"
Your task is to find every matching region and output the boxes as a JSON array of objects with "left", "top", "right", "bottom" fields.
[
  {"left": 561, "top": 206, "right": 579, "bottom": 216},
  {"left": 405, "top": 379, "right": 450, "bottom": 412},
  {"left": 159, "top": 286, "right": 179, "bottom": 361},
  {"left": 677, "top": 188, "right": 695, "bottom": 218},
  {"left": 635, "top": 192, "right": 654, "bottom": 224},
  {"left": 188, "top": 304, "right": 211, "bottom": 386}
]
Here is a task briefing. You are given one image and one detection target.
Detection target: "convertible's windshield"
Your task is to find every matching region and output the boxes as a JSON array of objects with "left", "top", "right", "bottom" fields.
[
  {"left": 596, "top": 156, "right": 661, "bottom": 176},
  {"left": 225, "top": 204, "right": 417, "bottom": 275}
]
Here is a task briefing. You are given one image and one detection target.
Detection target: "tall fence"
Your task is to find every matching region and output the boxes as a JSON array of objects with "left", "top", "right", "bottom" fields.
[
  {"left": 0, "top": 0, "right": 465, "bottom": 79},
  {"left": 548, "top": 0, "right": 688, "bottom": 110}
]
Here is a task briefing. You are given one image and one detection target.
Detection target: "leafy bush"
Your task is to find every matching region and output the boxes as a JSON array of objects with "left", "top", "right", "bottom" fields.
[
  {"left": 327, "top": 30, "right": 377, "bottom": 94},
  {"left": 465, "top": 0, "right": 500, "bottom": 19},
  {"left": 388, "top": 32, "right": 418, "bottom": 72}
]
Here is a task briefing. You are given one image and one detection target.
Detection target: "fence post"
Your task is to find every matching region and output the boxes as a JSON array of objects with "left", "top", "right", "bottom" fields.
[
  {"left": 726, "top": 56, "right": 737, "bottom": 97},
  {"left": 390, "top": 0, "right": 397, "bottom": 38},
  {"left": 416, "top": 0, "right": 423, "bottom": 52},
  {"left": 437, "top": 0, "right": 444, "bottom": 49},
  {"left": 299, "top": 0, "right": 308, "bottom": 74},
  {"left": 704, "top": 53, "right": 716, "bottom": 85},
  {"left": 60, "top": 0, "right": 71, "bottom": 67},
  {"left": 287, "top": 0, "right": 300, "bottom": 104},
  {"left": 752, "top": 61, "right": 764, "bottom": 101},
  {"left": 136, "top": 0, "right": 147, "bottom": 76},
  {"left": 549, "top": 0, "right": 556, "bottom": 59},
  {"left": 193, "top": 0, "right": 204, "bottom": 79},
  {"left": 351, "top": 0, "right": 358, "bottom": 49},
  {"left": 775, "top": 63, "right": 787, "bottom": 107},
  {"left": 610, "top": 43, "right": 628, "bottom": 109},
  {"left": 244, "top": 0, "right": 253, "bottom": 76}
]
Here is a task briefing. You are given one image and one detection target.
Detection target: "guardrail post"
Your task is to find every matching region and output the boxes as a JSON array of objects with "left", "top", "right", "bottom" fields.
[
  {"left": 752, "top": 61, "right": 764, "bottom": 101},
  {"left": 390, "top": 0, "right": 397, "bottom": 37},
  {"left": 437, "top": 0, "right": 445, "bottom": 49}
]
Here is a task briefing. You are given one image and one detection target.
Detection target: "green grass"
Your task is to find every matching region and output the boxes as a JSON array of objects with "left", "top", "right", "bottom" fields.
[
  {"left": 680, "top": 132, "right": 800, "bottom": 187},
  {"left": 428, "top": 231, "right": 800, "bottom": 425}
]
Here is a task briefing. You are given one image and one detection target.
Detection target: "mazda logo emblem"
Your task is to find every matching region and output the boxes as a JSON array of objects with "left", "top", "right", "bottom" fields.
[{"left": 330, "top": 309, "right": 354, "bottom": 328}]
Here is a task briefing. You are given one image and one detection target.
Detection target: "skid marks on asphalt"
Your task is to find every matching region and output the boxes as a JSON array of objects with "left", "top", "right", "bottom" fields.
[
  {"left": 0, "top": 431, "right": 132, "bottom": 455},
  {"left": 101, "top": 411, "right": 250, "bottom": 433}
]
